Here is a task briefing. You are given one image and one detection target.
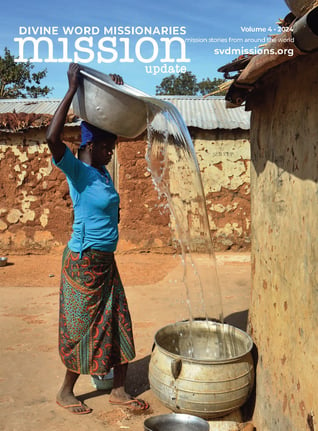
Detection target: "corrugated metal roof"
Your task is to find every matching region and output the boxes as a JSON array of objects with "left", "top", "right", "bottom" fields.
[
  {"left": 0, "top": 96, "right": 250, "bottom": 130},
  {"left": 0, "top": 99, "right": 61, "bottom": 115},
  {"left": 158, "top": 96, "right": 250, "bottom": 130}
]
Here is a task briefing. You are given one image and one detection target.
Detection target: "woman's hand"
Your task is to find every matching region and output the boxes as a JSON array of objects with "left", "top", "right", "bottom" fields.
[
  {"left": 109, "top": 74, "right": 124, "bottom": 85},
  {"left": 67, "top": 62, "right": 81, "bottom": 92}
]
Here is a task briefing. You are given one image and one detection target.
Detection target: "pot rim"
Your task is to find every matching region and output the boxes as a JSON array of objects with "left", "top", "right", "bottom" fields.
[
  {"left": 144, "top": 413, "right": 210, "bottom": 431},
  {"left": 153, "top": 320, "right": 254, "bottom": 364}
]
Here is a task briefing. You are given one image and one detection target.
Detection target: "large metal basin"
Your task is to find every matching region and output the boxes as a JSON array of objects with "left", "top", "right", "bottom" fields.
[
  {"left": 149, "top": 320, "right": 254, "bottom": 419},
  {"left": 72, "top": 65, "right": 151, "bottom": 138}
]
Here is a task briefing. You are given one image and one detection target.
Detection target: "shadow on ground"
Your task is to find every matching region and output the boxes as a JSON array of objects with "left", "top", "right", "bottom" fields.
[{"left": 78, "top": 355, "right": 151, "bottom": 403}]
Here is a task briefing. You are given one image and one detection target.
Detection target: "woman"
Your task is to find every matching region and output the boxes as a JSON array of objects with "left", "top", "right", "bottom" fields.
[{"left": 46, "top": 63, "right": 148, "bottom": 414}]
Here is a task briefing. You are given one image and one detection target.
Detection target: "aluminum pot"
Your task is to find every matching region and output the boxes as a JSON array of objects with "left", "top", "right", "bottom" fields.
[
  {"left": 144, "top": 413, "right": 209, "bottom": 431},
  {"left": 72, "top": 65, "right": 151, "bottom": 138},
  {"left": 149, "top": 320, "right": 254, "bottom": 419}
]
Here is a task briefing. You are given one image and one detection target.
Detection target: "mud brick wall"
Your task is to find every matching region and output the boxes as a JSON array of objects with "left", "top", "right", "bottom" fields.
[
  {"left": 192, "top": 128, "right": 250, "bottom": 251},
  {"left": 0, "top": 128, "right": 78, "bottom": 252},
  {"left": 0, "top": 125, "right": 250, "bottom": 254},
  {"left": 115, "top": 135, "right": 172, "bottom": 252},
  {"left": 248, "top": 51, "right": 318, "bottom": 431}
]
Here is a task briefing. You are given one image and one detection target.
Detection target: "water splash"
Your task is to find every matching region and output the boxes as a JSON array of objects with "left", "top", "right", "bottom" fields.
[{"left": 145, "top": 98, "right": 224, "bottom": 326}]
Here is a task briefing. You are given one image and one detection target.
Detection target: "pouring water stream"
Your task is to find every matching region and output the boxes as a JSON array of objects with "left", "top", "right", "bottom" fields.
[{"left": 144, "top": 98, "right": 228, "bottom": 360}]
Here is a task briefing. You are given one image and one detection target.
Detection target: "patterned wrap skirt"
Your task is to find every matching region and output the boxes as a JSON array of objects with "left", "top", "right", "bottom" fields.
[{"left": 59, "top": 246, "right": 136, "bottom": 375}]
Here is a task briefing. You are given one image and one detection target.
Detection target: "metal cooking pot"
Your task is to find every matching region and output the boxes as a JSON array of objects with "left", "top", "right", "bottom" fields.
[
  {"left": 144, "top": 413, "right": 209, "bottom": 431},
  {"left": 149, "top": 320, "right": 254, "bottom": 419}
]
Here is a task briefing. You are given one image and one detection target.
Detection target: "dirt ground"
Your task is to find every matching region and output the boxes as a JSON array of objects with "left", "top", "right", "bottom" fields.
[{"left": 0, "top": 250, "right": 251, "bottom": 431}]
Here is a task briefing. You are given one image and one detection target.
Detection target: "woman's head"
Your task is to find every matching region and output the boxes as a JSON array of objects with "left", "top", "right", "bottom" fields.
[
  {"left": 80, "top": 121, "right": 117, "bottom": 148},
  {"left": 79, "top": 121, "right": 117, "bottom": 166}
]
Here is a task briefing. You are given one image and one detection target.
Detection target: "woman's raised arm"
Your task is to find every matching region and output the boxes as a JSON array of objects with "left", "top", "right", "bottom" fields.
[{"left": 46, "top": 63, "right": 81, "bottom": 163}]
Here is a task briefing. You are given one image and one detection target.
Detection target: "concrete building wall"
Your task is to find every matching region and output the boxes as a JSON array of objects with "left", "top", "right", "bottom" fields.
[
  {"left": 0, "top": 126, "right": 250, "bottom": 254},
  {"left": 248, "top": 51, "right": 318, "bottom": 430}
]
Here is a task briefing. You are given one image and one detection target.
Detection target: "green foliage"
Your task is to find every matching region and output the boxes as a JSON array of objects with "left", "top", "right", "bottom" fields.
[
  {"left": 156, "top": 71, "right": 198, "bottom": 96},
  {"left": 156, "top": 71, "right": 227, "bottom": 96},
  {"left": 197, "top": 77, "right": 228, "bottom": 96},
  {"left": 0, "top": 47, "right": 52, "bottom": 99}
]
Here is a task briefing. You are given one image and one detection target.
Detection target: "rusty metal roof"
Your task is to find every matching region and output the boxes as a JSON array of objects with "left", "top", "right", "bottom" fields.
[
  {"left": 0, "top": 96, "right": 250, "bottom": 130},
  {"left": 158, "top": 96, "right": 250, "bottom": 130},
  {"left": 0, "top": 99, "right": 79, "bottom": 132}
]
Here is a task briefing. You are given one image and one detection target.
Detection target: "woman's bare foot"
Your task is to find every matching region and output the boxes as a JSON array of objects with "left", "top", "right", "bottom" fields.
[
  {"left": 56, "top": 369, "right": 92, "bottom": 414},
  {"left": 56, "top": 388, "right": 92, "bottom": 414},
  {"left": 109, "top": 387, "right": 149, "bottom": 411},
  {"left": 108, "top": 363, "right": 149, "bottom": 411}
]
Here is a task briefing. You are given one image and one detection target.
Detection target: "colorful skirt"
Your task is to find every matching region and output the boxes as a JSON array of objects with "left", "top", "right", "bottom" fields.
[{"left": 58, "top": 246, "right": 136, "bottom": 375}]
